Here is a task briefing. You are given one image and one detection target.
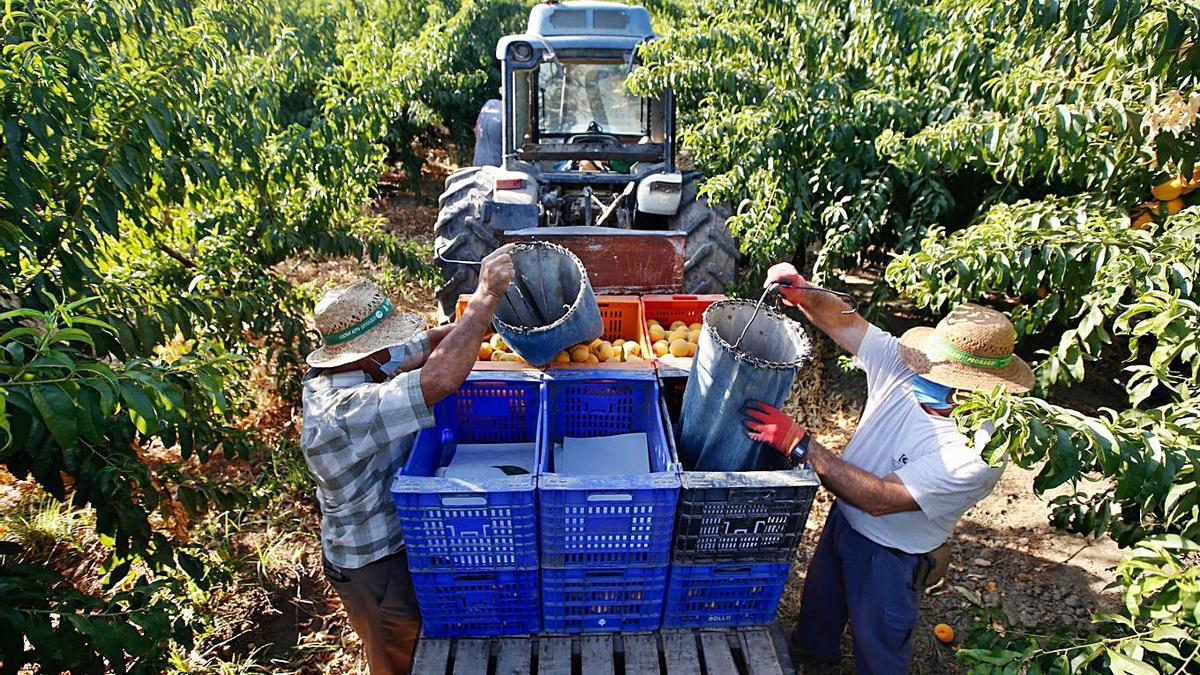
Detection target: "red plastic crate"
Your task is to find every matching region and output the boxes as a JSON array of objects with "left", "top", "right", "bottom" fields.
[
  {"left": 457, "top": 294, "right": 652, "bottom": 370},
  {"left": 640, "top": 294, "right": 726, "bottom": 376}
]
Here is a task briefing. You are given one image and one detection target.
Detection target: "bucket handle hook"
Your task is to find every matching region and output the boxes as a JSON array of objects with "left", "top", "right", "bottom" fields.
[{"left": 732, "top": 282, "right": 858, "bottom": 350}]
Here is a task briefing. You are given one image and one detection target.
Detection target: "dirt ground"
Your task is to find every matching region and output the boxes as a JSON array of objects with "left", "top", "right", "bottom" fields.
[{"left": 0, "top": 175, "right": 1123, "bottom": 674}]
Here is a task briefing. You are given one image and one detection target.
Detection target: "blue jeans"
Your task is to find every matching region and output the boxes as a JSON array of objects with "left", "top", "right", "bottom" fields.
[{"left": 792, "top": 502, "right": 924, "bottom": 674}]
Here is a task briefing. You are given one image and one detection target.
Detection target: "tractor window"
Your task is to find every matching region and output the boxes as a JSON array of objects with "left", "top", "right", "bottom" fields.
[
  {"left": 537, "top": 61, "right": 647, "bottom": 137},
  {"left": 512, "top": 70, "right": 533, "bottom": 149}
]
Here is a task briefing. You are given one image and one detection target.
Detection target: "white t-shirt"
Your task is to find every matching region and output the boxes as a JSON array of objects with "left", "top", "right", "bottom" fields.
[{"left": 837, "top": 325, "right": 1003, "bottom": 554}]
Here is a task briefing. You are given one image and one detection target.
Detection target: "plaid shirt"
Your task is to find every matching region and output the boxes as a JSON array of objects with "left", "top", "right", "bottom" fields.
[{"left": 300, "top": 334, "right": 434, "bottom": 569}]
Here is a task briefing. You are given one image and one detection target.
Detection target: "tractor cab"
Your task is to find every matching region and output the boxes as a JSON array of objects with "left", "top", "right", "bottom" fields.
[
  {"left": 434, "top": 2, "right": 736, "bottom": 319},
  {"left": 489, "top": 1, "right": 681, "bottom": 228}
]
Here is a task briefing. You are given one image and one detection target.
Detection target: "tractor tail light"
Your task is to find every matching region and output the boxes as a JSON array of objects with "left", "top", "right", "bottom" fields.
[{"left": 495, "top": 178, "right": 526, "bottom": 190}]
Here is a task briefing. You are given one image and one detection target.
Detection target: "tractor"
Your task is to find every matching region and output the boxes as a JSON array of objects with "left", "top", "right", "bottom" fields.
[{"left": 433, "top": 0, "right": 738, "bottom": 318}]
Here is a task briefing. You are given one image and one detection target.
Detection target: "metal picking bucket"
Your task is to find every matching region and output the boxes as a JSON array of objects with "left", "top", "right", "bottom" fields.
[
  {"left": 679, "top": 300, "right": 812, "bottom": 472},
  {"left": 493, "top": 241, "right": 603, "bottom": 367}
]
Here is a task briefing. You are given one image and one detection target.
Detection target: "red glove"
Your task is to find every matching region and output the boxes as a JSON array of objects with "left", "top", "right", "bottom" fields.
[
  {"left": 764, "top": 262, "right": 808, "bottom": 307},
  {"left": 741, "top": 401, "right": 808, "bottom": 456}
]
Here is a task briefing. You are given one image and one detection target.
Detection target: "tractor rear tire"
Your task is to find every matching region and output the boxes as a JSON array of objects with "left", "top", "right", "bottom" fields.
[
  {"left": 433, "top": 166, "right": 499, "bottom": 320},
  {"left": 672, "top": 173, "right": 739, "bottom": 294}
]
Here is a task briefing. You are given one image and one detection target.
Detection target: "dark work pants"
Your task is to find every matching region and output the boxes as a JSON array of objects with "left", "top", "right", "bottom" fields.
[
  {"left": 323, "top": 549, "right": 420, "bottom": 675},
  {"left": 792, "top": 502, "right": 923, "bottom": 674}
]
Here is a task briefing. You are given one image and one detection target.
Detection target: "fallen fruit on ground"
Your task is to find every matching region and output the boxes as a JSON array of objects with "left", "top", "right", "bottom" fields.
[{"left": 934, "top": 623, "right": 954, "bottom": 643}]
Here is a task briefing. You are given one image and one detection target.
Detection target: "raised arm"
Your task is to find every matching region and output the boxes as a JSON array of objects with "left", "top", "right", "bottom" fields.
[
  {"left": 766, "top": 262, "right": 869, "bottom": 356},
  {"left": 420, "top": 244, "right": 515, "bottom": 406}
]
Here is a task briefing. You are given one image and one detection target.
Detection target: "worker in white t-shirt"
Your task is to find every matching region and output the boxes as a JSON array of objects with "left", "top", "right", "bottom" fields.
[{"left": 740, "top": 262, "right": 1034, "bottom": 674}]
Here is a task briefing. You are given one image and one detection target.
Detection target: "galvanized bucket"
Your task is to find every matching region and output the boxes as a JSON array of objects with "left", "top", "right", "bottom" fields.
[
  {"left": 492, "top": 241, "right": 603, "bottom": 367},
  {"left": 679, "top": 299, "right": 812, "bottom": 472}
]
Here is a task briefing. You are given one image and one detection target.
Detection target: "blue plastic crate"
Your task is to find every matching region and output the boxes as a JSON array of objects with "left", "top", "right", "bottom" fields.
[
  {"left": 662, "top": 562, "right": 790, "bottom": 628},
  {"left": 411, "top": 567, "right": 541, "bottom": 637},
  {"left": 541, "top": 565, "right": 668, "bottom": 633},
  {"left": 538, "top": 370, "right": 680, "bottom": 567},
  {"left": 392, "top": 372, "right": 541, "bottom": 570}
]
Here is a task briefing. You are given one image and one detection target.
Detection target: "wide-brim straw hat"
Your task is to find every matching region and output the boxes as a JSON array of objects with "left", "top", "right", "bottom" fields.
[
  {"left": 898, "top": 303, "right": 1033, "bottom": 393},
  {"left": 305, "top": 279, "right": 426, "bottom": 369}
]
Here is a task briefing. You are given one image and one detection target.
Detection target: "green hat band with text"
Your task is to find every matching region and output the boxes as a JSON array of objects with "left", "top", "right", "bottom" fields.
[{"left": 322, "top": 298, "right": 394, "bottom": 345}]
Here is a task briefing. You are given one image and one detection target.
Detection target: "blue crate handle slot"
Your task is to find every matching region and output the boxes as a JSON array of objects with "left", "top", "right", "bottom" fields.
[
  {"left": 455, "top": 573, "right": 499, "bottom": 581},
  {"left": 587, "top": 492, "right": 632, "bottom": 502},
  {"left": 441, "top": 495, "right": 488, "bottom": 506},
  {"left": 586, "top": 569, "right": 627, "bottom": 578},
  {"left": 712, "top": 566, "right": 753, "bottom": 574}
]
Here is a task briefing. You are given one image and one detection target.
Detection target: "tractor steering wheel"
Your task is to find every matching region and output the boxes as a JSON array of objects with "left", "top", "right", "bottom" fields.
[{"left": 567, "top": 133, "right": 620, "bottom": 145}]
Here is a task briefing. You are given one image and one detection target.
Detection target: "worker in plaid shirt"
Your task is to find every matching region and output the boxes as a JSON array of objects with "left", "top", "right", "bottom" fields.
[{"left": 301, "top": 245, "right": 514, "bottom": 675}]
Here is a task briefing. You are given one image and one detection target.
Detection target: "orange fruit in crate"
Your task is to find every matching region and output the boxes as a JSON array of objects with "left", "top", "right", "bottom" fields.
[
  {"left": 670, "top": 320, "right": 686, "bottom": 329},
  {"left": 688, "top": 329, "right": 700, "bottom": 343},
  {"left": 597, "top": 341, "right": 615, "bottom": 361},
  {"left": 689, "top": 322, "right": 701, "bottom": 331},
  {"left": 626, "top": 352, "right": 643, "bottom": 361},
  {"left": 589, "top": 338, "right": 603, "bottom": 350},
  {"left": 490, "top": 349, "right": 506, "bottom": 362},
  {"left": 934, "top": 624, "right": 954, "bottom": 644},
  {"left": 647, "top": 318, "right": 660, "bottom": 326},
  {"left": 653, "top": 340, "right": 670, "bottom": 356},
  {"left": 687, "top": 342, "right": 697, "bottom": 357},
  {"left": 489, "top": 334, "right": 507, "bottom": 351},
  {"left": 555, "top": 351, "right": 571, "bottom": 364},
  {"left": 586, "top": 353, "right": 599, "bottom": 364},
  {"left": 623, "top": 342, "right": 640, "bottom": 358},
  {"left": 648, "top": 324, "right": 666, "bottom": 342},
  {"left": 613, "top": 338, "right": 626, "bottom": 347},
  {"left": 479, "top": 342, "right": 493, "bottom": 360},
  {"left": 570, "top": 345, "right": 590, "bottom": 363},
  {"left": 669, "top": 339, "right": 690, "bottom": 357}
]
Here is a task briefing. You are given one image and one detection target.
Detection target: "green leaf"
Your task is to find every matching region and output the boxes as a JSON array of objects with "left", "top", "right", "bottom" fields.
[
  {"left": 119, "top": 382, "right": 159, "bottom": 435},
  {"left": 1106, "top": 651, "right": 1157, "bottom": 675},
  {"left": 30, "top": 384, "right": 78, "bottom": 450}
]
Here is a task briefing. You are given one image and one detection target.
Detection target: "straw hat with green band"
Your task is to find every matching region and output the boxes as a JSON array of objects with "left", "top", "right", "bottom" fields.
[
  {"left": 305, "top": 279, "right": 426, "bottom": 369},
  {"left": 898, "top": 303, "right": 1033, "bottom": 393}
]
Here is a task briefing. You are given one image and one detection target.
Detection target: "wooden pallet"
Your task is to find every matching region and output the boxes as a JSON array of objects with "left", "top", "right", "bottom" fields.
[{"left": 411, "top": 625, "right": 796, "bottom": 675}]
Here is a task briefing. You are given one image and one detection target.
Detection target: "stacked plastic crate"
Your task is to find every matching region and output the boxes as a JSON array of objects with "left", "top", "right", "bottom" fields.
[
  {"left": 538, "top": 369, "right": 680, "bottom": 633},
  {"left": 663, "top": 426, "right": 819, "bottom": 627},
  {"left": 646, "top": 297, "right": 821, "bottom": 628},
  {"left": 390, "top": 372, "right": 543, "bottom": 637}
]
